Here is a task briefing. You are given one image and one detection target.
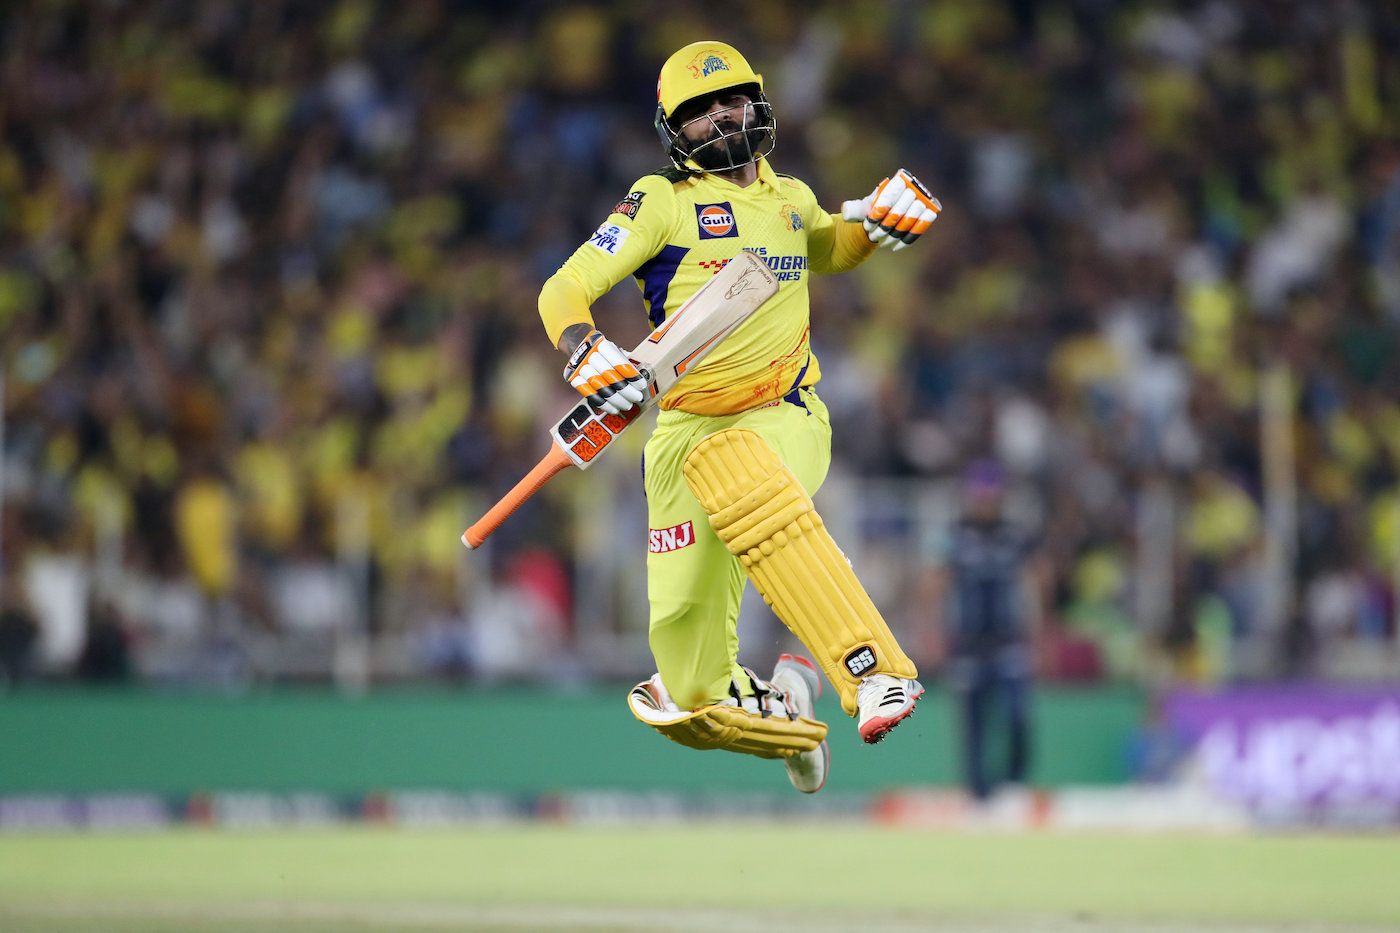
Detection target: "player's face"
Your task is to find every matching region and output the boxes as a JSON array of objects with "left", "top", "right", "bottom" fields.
[
  {"left": 675, "top": 92, "right": 760, "bottom": 170},
  {"left": 676, "top": 92, "right": 751, "bottom": 143}
]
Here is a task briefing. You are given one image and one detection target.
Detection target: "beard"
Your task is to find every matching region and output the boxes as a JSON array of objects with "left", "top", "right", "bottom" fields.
[{"left": 686, "top": 122, "right": 766, "bottom": 170}]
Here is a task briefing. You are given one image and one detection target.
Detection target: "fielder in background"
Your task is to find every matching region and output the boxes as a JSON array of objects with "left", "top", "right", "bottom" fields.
[
  {"left": 923, "top": 461, "right": 1048, "bottom": 801},
  {"left": 537, "top": 40, "right": 942, "bottom": 793}
]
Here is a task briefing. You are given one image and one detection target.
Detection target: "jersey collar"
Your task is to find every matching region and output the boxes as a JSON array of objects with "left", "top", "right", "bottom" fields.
[
  {"left": 754, "top": 156, "right": 781, "bottom": 190},
  {"left": 682, "top": 156, "right": 782, "bottom": 192}
]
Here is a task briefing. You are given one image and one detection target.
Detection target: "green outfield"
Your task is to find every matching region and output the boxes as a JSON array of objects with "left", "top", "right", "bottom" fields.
[{"left": 1, "top": 826, "right": 1398, "bottom": 932}]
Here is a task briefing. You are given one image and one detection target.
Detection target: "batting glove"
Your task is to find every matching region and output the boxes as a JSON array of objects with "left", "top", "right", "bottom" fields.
[
  {"left": 564, "top": 327, "right": 648, "bottom": 414},
  {"left": 842, "top": 168, "right": 942, "bottom": 252}
]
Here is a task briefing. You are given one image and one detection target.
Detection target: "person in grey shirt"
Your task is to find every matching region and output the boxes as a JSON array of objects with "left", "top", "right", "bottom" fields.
[{"left": 925, "top": 461, "right": 1048, "bottom": 801}]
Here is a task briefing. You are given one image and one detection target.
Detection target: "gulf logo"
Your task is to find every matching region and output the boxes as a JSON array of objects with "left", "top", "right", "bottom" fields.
[{"left": 695, "top": 202, "right": 738, "bottom": 239}]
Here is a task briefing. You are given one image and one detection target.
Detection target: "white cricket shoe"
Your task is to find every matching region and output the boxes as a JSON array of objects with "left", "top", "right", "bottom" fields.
[
  {"left": 770, "top": 654, "right": 829, "bottom": 794},
  {"left": 856, "top": 673, "right": 925, "bottom": 744}
]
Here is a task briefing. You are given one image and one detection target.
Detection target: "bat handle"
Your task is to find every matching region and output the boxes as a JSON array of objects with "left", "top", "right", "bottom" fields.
[{"left": 461, "top": 445, "right": 573, "bottom": 550}]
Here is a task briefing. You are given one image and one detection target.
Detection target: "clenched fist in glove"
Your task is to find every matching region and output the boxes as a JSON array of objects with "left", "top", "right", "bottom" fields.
[
  {"left": 842, "top": 168, "right": 942, "bottom": 251},
  {"left": 563, "top": 327, "right": 649, "bottom": 414}
]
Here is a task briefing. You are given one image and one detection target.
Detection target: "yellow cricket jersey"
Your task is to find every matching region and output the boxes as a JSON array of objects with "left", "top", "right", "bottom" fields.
[{"left": 539, "top": 157, "right": 876, "bottom": 416}]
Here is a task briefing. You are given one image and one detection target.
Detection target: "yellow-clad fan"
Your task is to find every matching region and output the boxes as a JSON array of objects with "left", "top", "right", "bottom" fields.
[{"left": 538, "top": 40, "right": 942, "bottom": 793}]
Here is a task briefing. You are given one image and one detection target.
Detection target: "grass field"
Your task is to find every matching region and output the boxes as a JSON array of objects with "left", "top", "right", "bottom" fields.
[{"left": 1, "top": 825, "right": 1398, "bottom": 932}]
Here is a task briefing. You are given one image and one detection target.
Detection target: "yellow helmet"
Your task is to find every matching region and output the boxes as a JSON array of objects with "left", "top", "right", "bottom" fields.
[
  {"left": 654, "top": 41, "right": 776, "bottom": 172},
  {"left": 656, "top": 41, "right": 764, "bottom": 122}
]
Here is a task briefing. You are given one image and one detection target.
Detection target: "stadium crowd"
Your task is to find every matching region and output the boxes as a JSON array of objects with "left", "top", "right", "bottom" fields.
[{"left": 2, "top": 0, "right": 1398, "bottom": 687}]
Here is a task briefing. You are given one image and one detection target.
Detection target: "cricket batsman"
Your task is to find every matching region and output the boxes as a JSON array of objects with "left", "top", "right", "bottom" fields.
[{"left": 537, "top": 41, "right": 942, "bottom": 793}]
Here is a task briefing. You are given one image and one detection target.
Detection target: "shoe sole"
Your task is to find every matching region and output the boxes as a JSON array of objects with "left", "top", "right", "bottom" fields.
[{"left": 858, "top": 684, "right": 926, "bottom": 744}]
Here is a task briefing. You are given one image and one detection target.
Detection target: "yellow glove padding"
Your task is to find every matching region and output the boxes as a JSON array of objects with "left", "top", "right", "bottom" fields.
[{"left": 628, "top": 677, "right": 827, "bottom": 759}]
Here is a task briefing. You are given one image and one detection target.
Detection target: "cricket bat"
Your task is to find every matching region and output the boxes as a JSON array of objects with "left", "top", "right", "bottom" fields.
[{"left": 461, "top": 249, "right": 779, "bottom": 549}]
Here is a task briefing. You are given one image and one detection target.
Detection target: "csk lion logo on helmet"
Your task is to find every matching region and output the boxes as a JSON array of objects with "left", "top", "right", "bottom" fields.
[
  {"left": 657, "top": 41, "right": 764, "bottom": 123},
  {"left": 688, "top": 52, "right": 731, "bottom": 79}
]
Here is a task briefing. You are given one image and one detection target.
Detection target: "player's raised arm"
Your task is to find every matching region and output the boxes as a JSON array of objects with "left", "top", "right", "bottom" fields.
[
  {"left": 538, "top": 174, "right": 677, "bottom": 412},
  {"left": 842, "top": 168, "right": 942, "bottom": 251},
  {"left": 799, "top": 168, "right": 942, "bottom": 276}
]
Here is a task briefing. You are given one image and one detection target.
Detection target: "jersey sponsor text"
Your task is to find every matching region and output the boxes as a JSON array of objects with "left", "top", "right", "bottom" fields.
[
  {"left": 589, "top": 223, "right": 629, "bottom": 254},
  {"left": 649, "top": 521, "right": 695, "bottom": 553},
  {"left": 612, "top": 191, "right": 645, "bottom": 219},
  {"left": 695, "top": 203, "right": 738, "bottom": 239},
  {"left": 698, "top": 248, "right": 806, "bottom": 282}
]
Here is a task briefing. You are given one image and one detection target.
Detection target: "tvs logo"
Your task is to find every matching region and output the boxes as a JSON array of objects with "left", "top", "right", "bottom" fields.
[
  {"left": 695, "top": 202, "right": 738, "bottom": 239},
  {"left": 649, "top": 521, "right": 695, "bottom": 553},
  {"left": 702, "top": 247, "right": 805, "bottom": 281}
]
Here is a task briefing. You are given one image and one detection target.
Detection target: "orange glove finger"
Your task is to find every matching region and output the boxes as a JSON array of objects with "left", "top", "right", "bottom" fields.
[{"left": 897, "top": 169, "right": 940, "bottom": 212}]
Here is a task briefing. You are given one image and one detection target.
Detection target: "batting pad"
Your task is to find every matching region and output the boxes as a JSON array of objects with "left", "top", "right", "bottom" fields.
[
  {"left": 683, "top": 428, "right": 918, "bottom": 716},
  {"left": 628, "top": 675, "right": 827, "bottom": 759}
]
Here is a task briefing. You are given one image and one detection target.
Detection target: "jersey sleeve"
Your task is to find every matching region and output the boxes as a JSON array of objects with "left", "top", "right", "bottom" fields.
[
  {"left": 538, "top": 174, "right": 677, "bottom": 347},
  {"left": 787, "top": 177, "right": 877, "bottom": 276}
]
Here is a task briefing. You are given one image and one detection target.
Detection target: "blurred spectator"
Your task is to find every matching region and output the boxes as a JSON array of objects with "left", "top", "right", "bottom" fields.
[
  {"left": 0, "top": 573, "right": 40, "bottom": 685},
  {"left": 467, "top": 547, "right": 571, "bottom": 684},
  {"left": 922, "top": 461, "right": 1047, "bottom": 800},
  {"left": 1, "top": 1, "right": 1398, "bottom": 686},
  {"left": 75, "top": 599, "right": 132, "bottom": 682}
]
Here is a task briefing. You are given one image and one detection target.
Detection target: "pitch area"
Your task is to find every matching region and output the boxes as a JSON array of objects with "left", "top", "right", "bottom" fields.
[{"left": 1, "top": 825, "right": 1397, "bottom": 932}]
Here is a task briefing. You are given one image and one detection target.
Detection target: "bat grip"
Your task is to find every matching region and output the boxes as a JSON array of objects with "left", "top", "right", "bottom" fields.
[{"left": 461, "top": 445, "right": 573, "bottom": 550}]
